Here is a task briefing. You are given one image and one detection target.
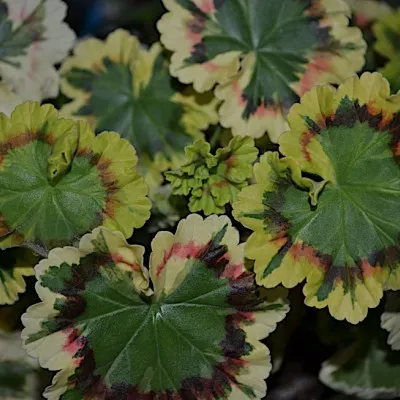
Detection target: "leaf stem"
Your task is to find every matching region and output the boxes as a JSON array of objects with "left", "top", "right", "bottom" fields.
[{"left": 210, "top": 126, "right": 222, "bottom": 150}]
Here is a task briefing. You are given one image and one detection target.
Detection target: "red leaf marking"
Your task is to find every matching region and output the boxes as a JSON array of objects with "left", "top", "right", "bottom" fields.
[
  {"left": 156, "top": 241, "right": 203, "bottom": 277},
  {"left": 226, "top": 155, "right": 237, "bottom": 170},
  {"left": 354, "top": 12, "right": 371, "bottom": 29},
  {"left": 95, "top": 156, "right": 119, "bottom": 220},
  {"left": 222, "top": 263, "right": 244, "bottom": 280},
  {"left": 254, "top": 104, "right": 280, "bottom": 119},
  {"left": 300, "top": 131, "right": 316, "bottom": 162},
  {"left": 232, "top": 81, "right": 246, "bottom": 107},
  {"left": 76, "top": 148, "right": 92, "bottom": 157},
  {"left": 186, "top": 25, "right": 202, "bottom": 46},
  {"left": 289, "top": 242, "right": 328, "bottom": 270},
  {"left": 204, "top": 61, "right": 220, "bottom": 72},
  {"left": 273, "top": 236, "right": 289, "bottom": 247},
  {"left": 297, "top": 55, "right": 331, "bottom": 96},
  {"left": 360, "top": 258, "right": 383, "bottom": 278},
  {"left": 232, "top": 81, "right": 280, "bottom": 119},
  {"left": 186, "top": 15, "right": 205, "bottom": 49},
  {"left": 236, "top": 311, "right": 256, "bottom": 323},
  {"left": 198, "top": 0, "right": 215, "bottom": 14},
  {"left": 379, "top": 116, "right": 394, "bottom": 132},
  {"left": 366, "top": 103, "right": 383, "bottom": 117},
  {"left": 111, "top": 253, "right": 141, "bottom": 272},
  {"left": 63, "top": 328, "right": 85, "bottom": 357}
]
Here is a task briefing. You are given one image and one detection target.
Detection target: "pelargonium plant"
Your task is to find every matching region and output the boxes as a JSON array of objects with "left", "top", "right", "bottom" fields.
[{"left": 0, "top": 0, "right": 400, "bottom": 399}]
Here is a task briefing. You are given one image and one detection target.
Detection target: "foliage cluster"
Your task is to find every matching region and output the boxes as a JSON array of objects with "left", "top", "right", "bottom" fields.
[{"left": 0, "top": 0, "right": 400, "bottom": 399}]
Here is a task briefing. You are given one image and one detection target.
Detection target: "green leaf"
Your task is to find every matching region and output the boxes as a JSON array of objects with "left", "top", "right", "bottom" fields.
[
  {"left": 146, "top": 184, "right": 182, "bottom": 233},
  {"left": 381, "top": 292, "right": 400, "bottom": 351},
  {"left": 0, "top": 331, "right": 37, "bottom": 399},
  {"left": 0, "top": 0, "right": 44, "bottom": 61},
  {"left": 60, "top": 29, "right": 219, "bottom": 172},
  {"left": 166, "top": 136, "right": 258, "bottom": 215},
  {"left": 0, "top": 0, "right": 75, "bottom": 101},
  {"left": 22, "top": 215, "right": 289, "bottom": 399},
  {"left": 320, "top": 323, "right": 400, "bottom": 399},
  {"left": 379, "top": 58, "right": 400, "bottom": 94},
  {"left": 158, "top": 0, "right": 366, "bottom": 141},
  {"left": 0, "top": 102, "right": 151, "bottom": 250},
  {"left": 233, "top": 73, "right": 400, "bottom": 324}
]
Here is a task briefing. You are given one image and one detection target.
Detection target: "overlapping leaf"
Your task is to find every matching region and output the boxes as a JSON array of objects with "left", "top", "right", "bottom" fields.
[
  {"left": 22, "top": 215, "right": 289, "bottom": 399},
  {"left": 373, "top": 9, "right": 400, "bottom": 93},
  {"left": 0, "top": 0, "right": 75, "bottom": 102},
  {"left": 0, "top": 83, "right": 23, "bottom": 116},
  {"left": 381, "top": 292, "right": 400, "bottom": 351},
  {"left": 320, "top": 324, "right": 400, "bottom": 399},
  {"left": 345, "top": 0, "right": 392, "bottom": 28},
  {"left": 147, "top": 183, "right": 182, "bottom": 233},
  {"left": 60, "top": 29, "right": 219, "bottom": 173},
  {"left": 344, "top": 0, "right": 392, "bottom": 73},
  {"left": 166, "top": 136, "right": 258, "bottom": 215},
  {"left": 158, "top": 0, "right": 366, "bottom": 141},
  {"left": 0, "top": 102, "right": 151, "bottom": 251},
  {"left": 0, "top": 248, "right": 37, "bottom": 305},
  {"left": 233, "top": 73, "right": 400, "bottom": 324},
  {"left": 0, "top": 331, "right": 37, "bottom": 399}
]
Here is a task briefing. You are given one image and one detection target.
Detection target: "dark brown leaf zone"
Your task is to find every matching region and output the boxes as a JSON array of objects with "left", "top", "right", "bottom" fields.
[
  {"left": 0, "top": 124, "right": 54, "bottom": 166},
  {"left": 244, "top": 173, "right": 398, "bottom": 302},
  {"left": 88, "top": 153, "right": 120, "bottom": 221},
  {"left": 66, "top": 351, "right": 251, "bottom": 400},
  {"left": 302, "top": 96, "right": 400, "bottom": 164},
  {"left": 199, "top": 225, "right": 266, "bottom": 313},
  {"left": 32, "top": 229, "right": 269, "bottom": 399}
]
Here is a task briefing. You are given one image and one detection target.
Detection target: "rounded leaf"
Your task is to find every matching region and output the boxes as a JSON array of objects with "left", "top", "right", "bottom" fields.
[
  {"left": 234, "top": 73, "right": 400, "bottom": 324},
  {"left": 0, "top": 102, "right": 151, "bottom": 250},
  {"left": 166, "top": 137, "right": 258, "bottom": 215},
  {"left": 60, "top": 29, "right": 219, "bottom": 173},
  {"left": 0, "top": 0, "right": 75, "bottom": 101},
  {"left": 320, "top": 330, "right": 400, "bottom": 399},
  {"left": 22, "top": 215, "right": 289, "bottom": 399},
  {"left": 381, "top": 292, "right": 400, "bottom": 351},
  {"left": 158, "top": 0, "right": 366, "bottom": 141}
]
